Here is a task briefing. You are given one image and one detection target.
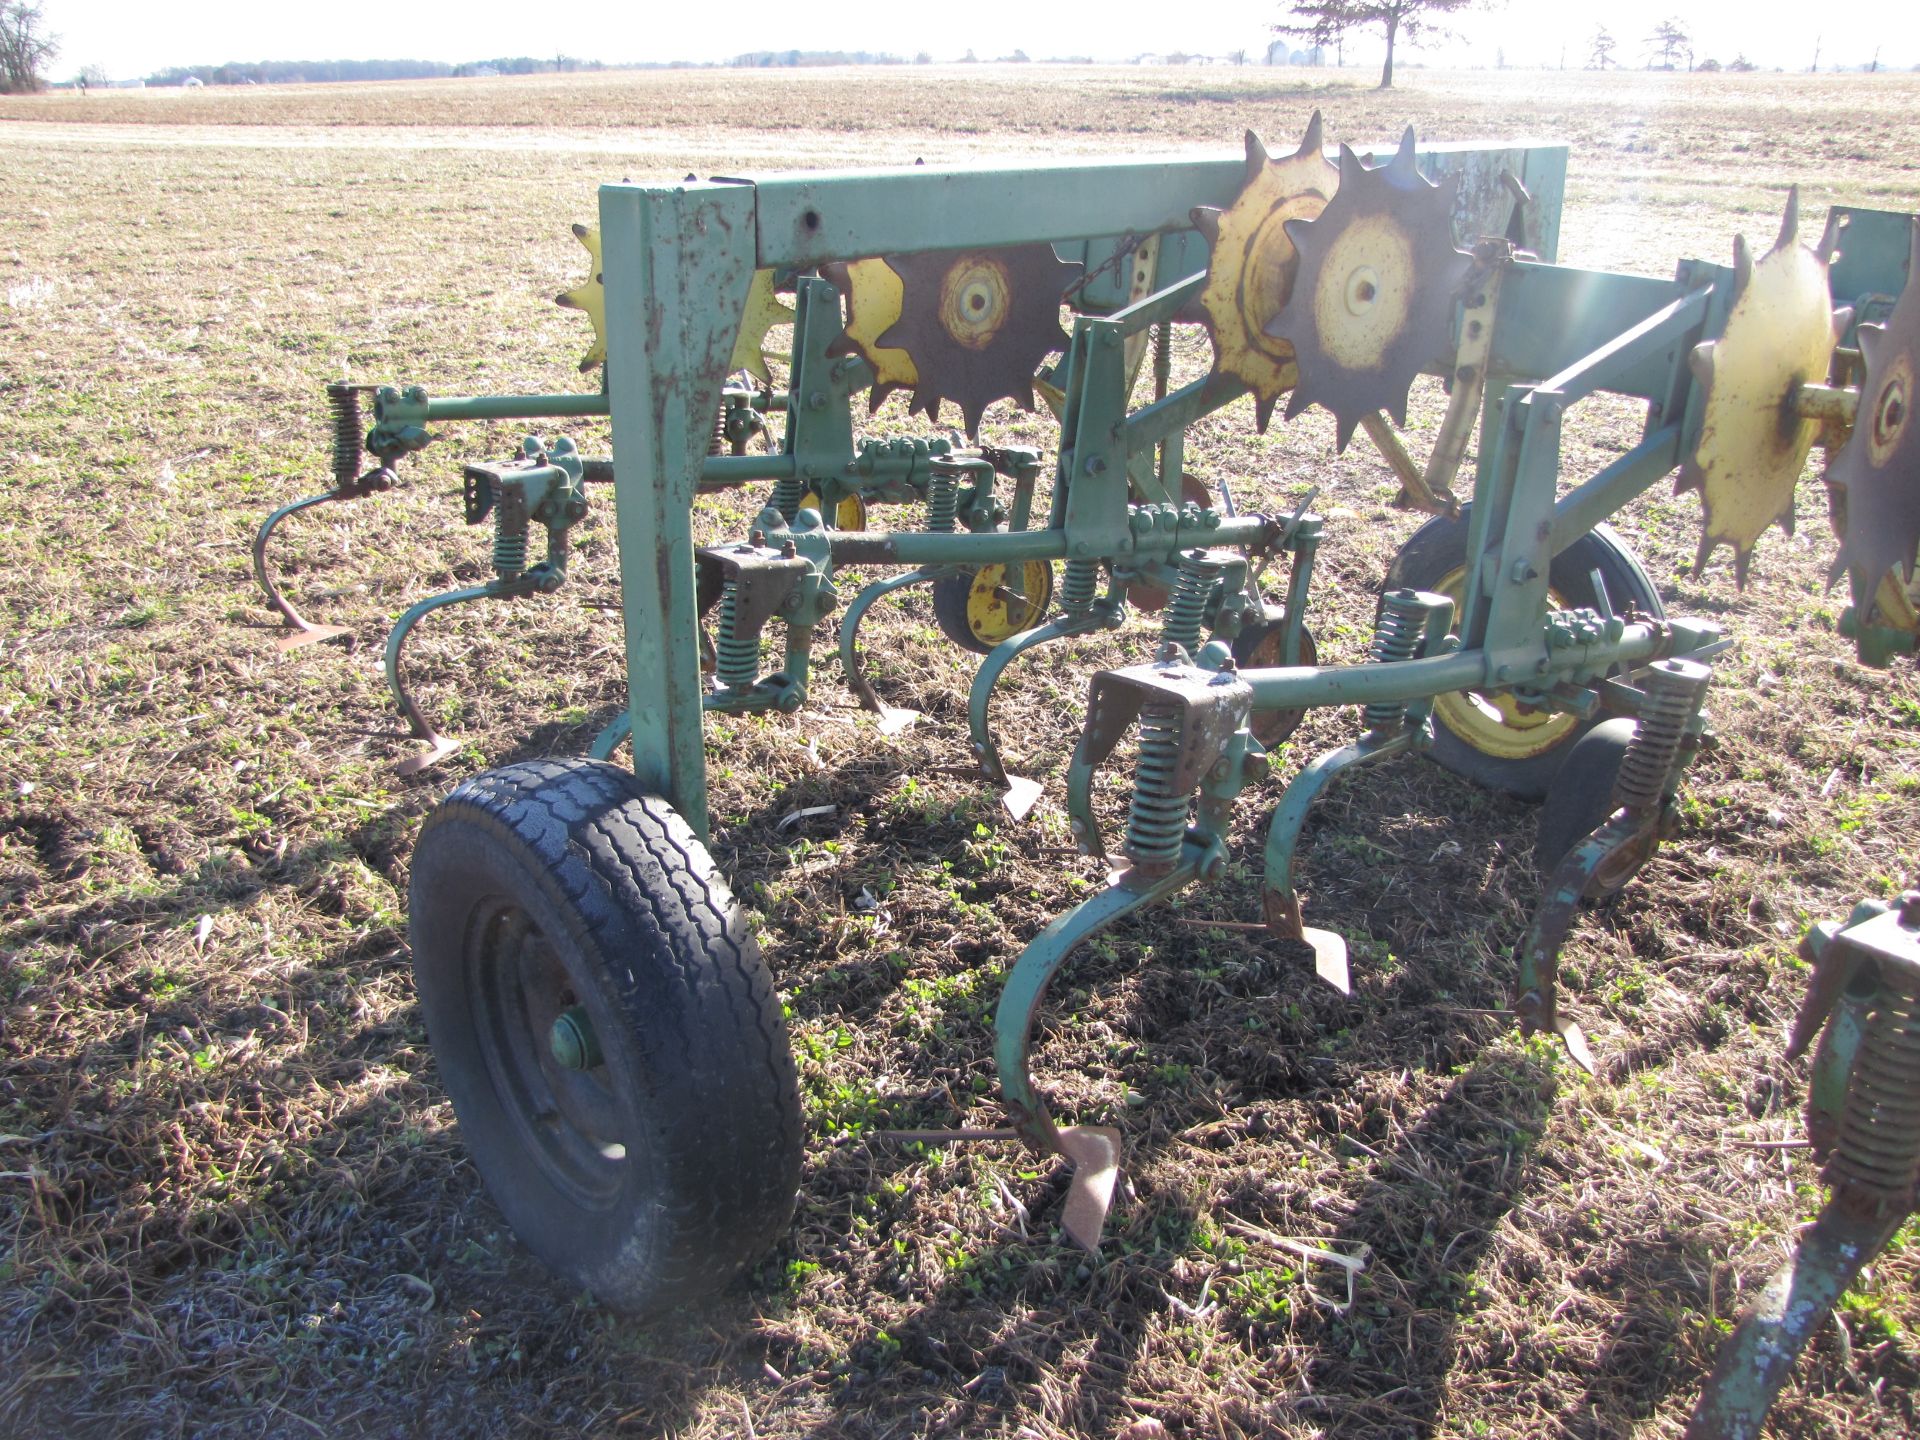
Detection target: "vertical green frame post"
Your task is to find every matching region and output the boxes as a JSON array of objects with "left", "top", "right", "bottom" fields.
[{"left": 600, "top": 180, "right": 758, "bottom": 838}]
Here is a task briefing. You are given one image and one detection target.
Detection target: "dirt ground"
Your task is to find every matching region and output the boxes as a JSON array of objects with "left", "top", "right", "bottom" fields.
[{"left": 2, "top": 64, "right": 1918, "bottom": 1440}]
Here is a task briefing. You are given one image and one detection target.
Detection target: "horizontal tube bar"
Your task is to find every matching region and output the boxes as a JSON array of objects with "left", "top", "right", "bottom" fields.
[
  {"left": 419, "top": 393, "right": 611, "bottom": 422},
  {"left": 1243, "top": 621, "right": 1677, "bottom": 713},
  {"left": 828, "top": 513, "right": 1273, "bottom": 567},
  {"left": 1548, "top": 422, "right": 1682, "bottom": 556},
  {"left": 1527, "top": 285, "right": 1712, "bottom": 410}
]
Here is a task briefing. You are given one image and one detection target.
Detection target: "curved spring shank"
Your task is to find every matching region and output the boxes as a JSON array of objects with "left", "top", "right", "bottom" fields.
[
  {"left": 968, "top": 607, "right": 1114, "bottom": 812},
  {"left": 383, "top": 585, "right": 492, "bottom": 776},
  {"left": 838, "top": 566, "right": 944, "bottom": 733},
  {"left": 1685, "top": 1201, "right": 1904, "bottom": 1440},
  {"left": 252, "top": 493, "right": 353, "bottom": 650},
  {"left": 994, "top": 859, "right": 1198, "bottom": 1152}
]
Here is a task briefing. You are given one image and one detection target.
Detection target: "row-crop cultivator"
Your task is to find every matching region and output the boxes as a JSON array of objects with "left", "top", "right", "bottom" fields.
[{"left": 254, "top": 118, "right": 1919, "bottom": 1436}]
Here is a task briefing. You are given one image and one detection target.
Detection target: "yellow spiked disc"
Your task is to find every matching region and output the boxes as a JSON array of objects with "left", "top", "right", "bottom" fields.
[
  {"left": 730, "top": 268, "right": 795, "bottom": 385},
  {"left": 560, "top": 223, "right": 790, "bottom": 382},
  {"left": 1679, "top": 189, "right": 1847, "bottom": 585},
  {"left": 1191, "top": 116, "right": 1340, "bottom": 431},
  {"left": 825, "top": 257, "right": 919, "bottom": 410},
  {"left": 555, "top": 223, "right": 607, "bottom": 374}
]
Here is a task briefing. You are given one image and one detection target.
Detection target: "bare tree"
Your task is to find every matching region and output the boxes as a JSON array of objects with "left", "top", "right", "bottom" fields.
[
  {"left": 1647, "top": 17, "right": 1690, "bottom": 70},
  {"left": 1275, "top": 0, "right": 1471, "bottom": 89},
  {"left": 1588, "top": 26, "right": 1617, "bottom": 70},
  {"left": 0, "top": 1, "right": 58, "bottom": 94}
]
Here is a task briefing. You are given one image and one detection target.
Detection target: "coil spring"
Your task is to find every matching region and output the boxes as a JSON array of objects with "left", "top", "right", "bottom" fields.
[
  {"left": 1058, "top": 557, "right": 1100, "bottom": 617},
  {"left": 1361, "top": 589, "right": 1434, "bottom": 732},
  {"left": 926, "top": 467, "right": 959, "bottom": 534},
  {"left": 1826, "top": 972, "right": 1920, "bottom": 1208},
  {"left": 769, "top": 475, "right": 805, "bottom": 523},
  {"left": 709, "top": 397, "right": 729, "bottom": 457},
  {"left": 491, "top": 503, "right": 529, "bottom": 579},
  {"left": 1122, "top": 698, "right": 1189, "bottom": 873},
  {"left": 326, "top": 384, "right": 362, "bottom": 491},
  {"left": 715, "top": 580, "right": 760, "bottom": 689},
  {"left": 1614, "top": 659, "right": 1711, "bottom": 811},
  {"left": 1161, "top": 551, "right": 1224, "bottom": 656}
]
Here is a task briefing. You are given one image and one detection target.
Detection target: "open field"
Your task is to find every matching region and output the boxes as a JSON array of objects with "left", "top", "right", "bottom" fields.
[{"left": 2, "top": 64, "right": 1919, "bottom": 1439}]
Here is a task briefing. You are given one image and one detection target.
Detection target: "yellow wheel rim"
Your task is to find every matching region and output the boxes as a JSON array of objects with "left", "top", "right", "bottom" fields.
[
  {"left": 800, "top": 491, "right": 868, "bottom": 530},
  {"left": 1428, "top": 564, "right": 1581, "bottom": 762},
  {"left": 965, "top": 561, "right": 1052, "bottom": 645}
]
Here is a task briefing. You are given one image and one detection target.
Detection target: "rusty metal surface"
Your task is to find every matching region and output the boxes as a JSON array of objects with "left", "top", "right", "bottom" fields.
[
  {"left": 1267, "top": 128, "right": 1473, "bottom": 452},
  {"left": 1191, "top": 118, "right": 1341, "bottom": 431},
  {"left": 1831, "top": 221, "right": 1920, "bottom": 615},
  {"left": 874, "top": 243, "right": 1082, "bottom": 436}
]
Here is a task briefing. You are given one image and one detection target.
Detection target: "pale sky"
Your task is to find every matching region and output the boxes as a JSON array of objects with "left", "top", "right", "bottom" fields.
[{"left": 36, "top": 0, "right": 1916, "bottom": 83}]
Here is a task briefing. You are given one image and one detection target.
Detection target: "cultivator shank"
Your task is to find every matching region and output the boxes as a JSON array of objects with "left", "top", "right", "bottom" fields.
[{"left": 249, "top": 115, "right": 1920, "bottom": 1431}]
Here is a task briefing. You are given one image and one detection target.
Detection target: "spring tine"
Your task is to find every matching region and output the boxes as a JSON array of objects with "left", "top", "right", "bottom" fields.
[
  {"left": 253, "top": 492, "right": 354, "bottom": 650},
  {"left": 383, "top": 585, "right": 491, "bottom": 777},
  {"left": 837, "top": 569, "right": 932, "bottom": 735}
]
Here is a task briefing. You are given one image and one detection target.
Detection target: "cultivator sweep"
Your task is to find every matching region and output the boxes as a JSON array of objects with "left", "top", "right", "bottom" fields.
[{"left": 253, "top": 119, "right": 1919, "bottom": 1432}]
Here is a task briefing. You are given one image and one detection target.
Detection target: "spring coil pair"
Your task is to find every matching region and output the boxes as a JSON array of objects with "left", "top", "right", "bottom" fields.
[
  {"left": 1361, "top": 589, "right": 1437, "bottom": 733},
  {"left": 1614, "top": 660, "right": 1711, "bottom": 811},
  {"left": 1829, "top": 969, "right": 1920, "bottom": 1210},
  {"left": 1058, "top": 557, "right": 1101, "bottom": 617},
  {"left": 1161, "top": 551, "right": 1225, "bottom": 655}
]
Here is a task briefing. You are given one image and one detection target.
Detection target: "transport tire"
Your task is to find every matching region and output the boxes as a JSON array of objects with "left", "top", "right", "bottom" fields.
[{"left": 409, "top": 758, "right": 802, "bottom": 1313}]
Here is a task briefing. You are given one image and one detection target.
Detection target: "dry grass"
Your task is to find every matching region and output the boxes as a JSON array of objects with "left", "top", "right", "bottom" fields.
[{"left": 2, "top": 64, "right": 1918, "bottom": 1439}]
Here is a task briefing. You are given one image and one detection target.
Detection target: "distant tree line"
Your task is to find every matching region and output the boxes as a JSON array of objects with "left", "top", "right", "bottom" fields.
[
  {"left": 142, "top": 56, "right": 608, "bottom": 86},
  {"left": 728, "top": 50, "right": 911, "bottom": 68}
]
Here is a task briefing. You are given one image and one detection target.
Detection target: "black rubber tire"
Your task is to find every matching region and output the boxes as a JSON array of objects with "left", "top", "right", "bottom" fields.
[
  {"left": 1535, "top": 717, "right": 1636, "bottom": 875},
  {"left": 930, "top": 561, "right": 1054, "bottom": 654},
  {"left": 409, "top": 757, "right": 802, "bottom": 1314},
  {"left": 1385, "top": 505, "right": 1665, "bottom": 801}
]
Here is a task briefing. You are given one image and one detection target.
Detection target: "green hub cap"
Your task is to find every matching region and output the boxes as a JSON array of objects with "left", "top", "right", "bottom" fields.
[{"left": 549, "top": 1005, "right": 603, "bottom": 1071}]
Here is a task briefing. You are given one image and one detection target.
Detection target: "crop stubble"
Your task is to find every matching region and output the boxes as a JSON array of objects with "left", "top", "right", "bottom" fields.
[{"left": 1, "top": 64, "right": 1918, "bottom": 1439}]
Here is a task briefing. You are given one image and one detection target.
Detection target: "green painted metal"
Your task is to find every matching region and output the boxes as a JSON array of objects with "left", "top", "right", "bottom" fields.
[{"left": 600, "top": 179, "right": 758, "bottom": 838}]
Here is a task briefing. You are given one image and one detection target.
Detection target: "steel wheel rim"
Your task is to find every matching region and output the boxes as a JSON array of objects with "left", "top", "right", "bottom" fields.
[
  {"left": 466, "top": 899, "right": 627, "bottom": 1210},
  {"left": 965, "top": 561, "right": 1051, "bottom": 644},
  {"left": 1429, "top": 562, "right": 1580, "bottom": 761}
]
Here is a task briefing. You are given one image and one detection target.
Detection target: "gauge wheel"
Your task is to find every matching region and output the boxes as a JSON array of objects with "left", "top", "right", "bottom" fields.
[
  {"left": 409, "top": 757, "right": 802, "bottom": 1314},
  {"left": 800, "top": 490, "right": 869, "bottom": 530},
  {"left": 1535, "top": 717, "right": 1637, "bottom": 881},
  {"left": 1230, "top": 604, "right": 1318, "bottom": 748},
  {"left": 1386, "top": 505, "right": 1664, "bottom": 800},
  {"left": 931, "top": 560, "right": 1055, "bottom": 653}
]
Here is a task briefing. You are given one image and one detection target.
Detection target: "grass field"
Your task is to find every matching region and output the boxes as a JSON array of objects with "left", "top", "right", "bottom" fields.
[{"left": 2, "top": 63, "right": 1919, "bottom": 1439}]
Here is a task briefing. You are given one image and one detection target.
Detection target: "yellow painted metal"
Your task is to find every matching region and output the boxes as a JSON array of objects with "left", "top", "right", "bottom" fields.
[
  {"left": 555, "top": 223, "right": 607, "bottom": 374},
  {"left": 829, "top": 256, "right": 918, "bottom": 403},
  {"left": 1429, "top": 562, "right": 1581, "bottom": 761},
  {"left": 800, "top": 490, "right": 869, "bottom": 530},
  {"left": 966, "top": 560, "right": 1054, "bottom": 645},
  {"left": 1680, "top": 189, "right": 1845, "bottom": 585},
  {"left": 1310, "top": 213, "right": 1415, "bottom": 373},
  {"left": 729, "top": 268, "right": 796, "bottom": 385},
  {"left": 561, "top": 223, "right": 789, "bottom": 382},
  {"left": 1192, "top": 117, "right": 1340, "bottom": 430}
]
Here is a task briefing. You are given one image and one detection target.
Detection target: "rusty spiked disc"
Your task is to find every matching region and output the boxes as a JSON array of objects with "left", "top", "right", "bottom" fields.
[
  {"left": 874, "top": 244, "right": 1082, "bottom": 436},
  {"left": 1191, "top": 115, "right": 1341, "bottom": 431},
  {"left": 1679, "top": 188, "right": 1849, "bottom": 586},
  {"left": 1830, "top": 220, "right": 1920, "bottom": 617},
  {"left": 1265, "top": 127, "right": 1472, "bottom": 452}
]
